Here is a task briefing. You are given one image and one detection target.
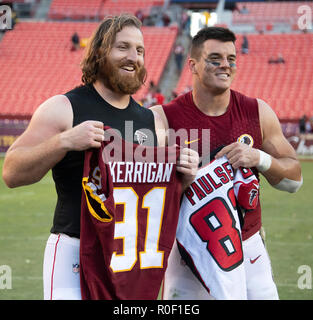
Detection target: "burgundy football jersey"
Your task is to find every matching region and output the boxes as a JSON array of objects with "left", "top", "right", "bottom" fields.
[
  {"left": 163, "top": 90, "right": 262, "bottom": 240},
  {"left": 80, "top": 127, "right": 182, "bottom": 299}
]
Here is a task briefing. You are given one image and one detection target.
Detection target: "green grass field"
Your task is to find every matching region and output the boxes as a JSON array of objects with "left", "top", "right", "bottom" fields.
[{"left": 0, "top": 157, "right": 312, "bottom": 300}]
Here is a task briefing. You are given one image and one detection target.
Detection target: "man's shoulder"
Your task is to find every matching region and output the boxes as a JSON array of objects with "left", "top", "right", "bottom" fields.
[
  {"left": 64, "top": 84, "right": 89, "bottom": 97},
  {"left": 130, "top": 99, "right": 156, "bottom": 122},
  {"left": 132, "top": 98, "right": 153, "bottom": 113},
  {"left": 231, "top": 89, "right": 258, "bottom": 106},
  {"left": 231, "top": 89, "right": 252, "bottom": 100},
  {"left": 163, "top": 91, "right": 190, "bottom": 110}
]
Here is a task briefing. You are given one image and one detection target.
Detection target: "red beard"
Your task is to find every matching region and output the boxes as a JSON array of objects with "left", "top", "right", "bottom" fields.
[{"left": 98, "top": 58, "right": 147, "bottom": 95}]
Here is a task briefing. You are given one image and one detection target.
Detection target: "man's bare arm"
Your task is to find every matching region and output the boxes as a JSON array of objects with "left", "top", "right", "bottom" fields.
[
  {"left": 215, "top": 99, "right": 302, "bottom": 192},
  {"left": 2, "top": 95, "right": 104, "bottom": 188},
  {"left": 257, "top": 99, "right": 302, "bottom": 185}
]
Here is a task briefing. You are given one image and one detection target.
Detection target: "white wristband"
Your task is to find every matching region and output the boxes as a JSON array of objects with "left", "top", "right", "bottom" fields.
[
  {"left": 256, "top": 150, "right": 272, "bottom": 172},
  {"left": 273, "top": 176, "right": 303, "bottom": 193}
]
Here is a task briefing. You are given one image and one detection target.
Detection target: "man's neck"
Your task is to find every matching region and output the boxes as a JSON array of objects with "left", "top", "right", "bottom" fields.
[
  {"left": 192, "top": 85, "right": 231, "bottom": 117},
  {"left": 93, "top": 80, "right": 131, "bottom": 109}
]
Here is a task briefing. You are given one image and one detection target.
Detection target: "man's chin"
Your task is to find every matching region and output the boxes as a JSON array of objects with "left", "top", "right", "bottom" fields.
[
  {"left": 216, "top": 79, "right": 233, "bottom": 91},
  {"left": 98, "top": 62, "right": 146, "bottom": 95},
  {"left": 211, "top": 85, "right": 230, "bottom": 95},
  {"left": 116, "top": 72, "right": 145, "bottom": 95},
  {"left": 116, "top": 79, "right": 143, "bottom": 95}
]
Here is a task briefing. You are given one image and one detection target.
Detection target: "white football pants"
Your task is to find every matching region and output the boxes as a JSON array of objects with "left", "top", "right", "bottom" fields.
[
  {"left": 43, "top": 233, "right": 81, "bottom": 300},
  {"left": 163, "top": 232, "right": 279, "bottom": 300},
  {"left": 243, "top": 231, "right": 279, "bottom": 300}
]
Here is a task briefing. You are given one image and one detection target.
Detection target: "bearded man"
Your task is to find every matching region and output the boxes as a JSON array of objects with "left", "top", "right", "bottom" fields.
[{"left": 2, "top": 14, "right": 198, "bottom": 299}]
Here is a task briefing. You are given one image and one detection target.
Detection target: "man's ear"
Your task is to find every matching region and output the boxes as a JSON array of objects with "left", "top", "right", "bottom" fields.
[{"left": 188, "top": 58, "right": 197, "bottom": 74}]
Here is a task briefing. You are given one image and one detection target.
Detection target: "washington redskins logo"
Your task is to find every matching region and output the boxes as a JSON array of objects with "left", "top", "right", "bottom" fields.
[{"left": 237, "top": 134, "right": 254, "bottom": 147}]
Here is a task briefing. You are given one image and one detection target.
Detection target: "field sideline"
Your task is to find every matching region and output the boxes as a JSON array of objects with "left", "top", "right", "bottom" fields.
[{"left": 0, "top": 158, "right": 312, "bottom": 300}]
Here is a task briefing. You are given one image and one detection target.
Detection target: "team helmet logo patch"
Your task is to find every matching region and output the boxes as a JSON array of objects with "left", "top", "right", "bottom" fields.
[
  {"left": 134, "top": 130, "right": 148, "bottom": 145},
  {"left": 237, "top": 134, "right": 254, "bottom": 147},
  {"left": 248, "top": 185, "right": 259, "bottom": 207}
]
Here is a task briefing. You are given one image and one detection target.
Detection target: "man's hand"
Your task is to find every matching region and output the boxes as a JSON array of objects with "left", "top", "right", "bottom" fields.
[
  {"left": 177, "top": 147, "right": 199, "bottom": 190},
  {"left": 215, "top": 142, "right": 260, "bottom": 169},
  {"left": 60, "top": 120, "right": 105, "bottom": 151}
]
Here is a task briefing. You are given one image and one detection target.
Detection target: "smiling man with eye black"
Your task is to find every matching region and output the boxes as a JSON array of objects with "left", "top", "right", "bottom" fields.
[{"left": 152, "top": 26, "right": 302, "bottom": 300}]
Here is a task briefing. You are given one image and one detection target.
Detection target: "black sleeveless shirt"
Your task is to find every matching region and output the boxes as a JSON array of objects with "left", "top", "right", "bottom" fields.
[{"left": 50, "top": 84, "right": 157, "bottom": 238}]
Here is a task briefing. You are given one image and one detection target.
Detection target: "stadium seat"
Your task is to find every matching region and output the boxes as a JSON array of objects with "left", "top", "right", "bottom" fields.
[
  {"left": 99, "top": 0, "right": 164, "bottom": 18},
  {"left": 175, "top": 33, "right": 313, "bottom": 119},
  {"left": 0, "top": 22, "right": 177, "bottom": 118},
  {"left": 233, "top": 2, "right": 312, "bottom": 26},
  {"left": 48, "top": 0, "right": 103, "bottom": 20},
  {"left": 48, "top": 0, "right": 165, "bottom": 20}
]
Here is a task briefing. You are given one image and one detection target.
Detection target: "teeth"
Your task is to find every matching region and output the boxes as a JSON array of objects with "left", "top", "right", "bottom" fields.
[
  {"left": 217, "top": 74, "right": 228, "bottom": 79},
  {"left": 122, "top": 66, "right": 135, "bottom": 71}
]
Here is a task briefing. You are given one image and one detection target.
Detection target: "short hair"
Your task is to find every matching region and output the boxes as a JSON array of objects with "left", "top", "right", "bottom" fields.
[
  {"left": 190, "top": 27, "right": 236, "bottom": 59},
  {"left": 81, "top": 14, "right": 142, "bottom": 85}
]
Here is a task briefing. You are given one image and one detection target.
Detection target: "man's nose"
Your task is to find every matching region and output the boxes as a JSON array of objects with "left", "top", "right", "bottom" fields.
[
  {"left": 219, "top": 57, "right": 231, "bottom": 68},
  {"left": 127, "top": 48, "right": 139, "bottom": 62}
]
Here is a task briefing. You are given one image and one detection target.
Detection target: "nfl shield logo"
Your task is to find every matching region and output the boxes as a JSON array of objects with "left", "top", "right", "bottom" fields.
[{"left": 72, "top": 263, "right": 80, "bottom": 274}]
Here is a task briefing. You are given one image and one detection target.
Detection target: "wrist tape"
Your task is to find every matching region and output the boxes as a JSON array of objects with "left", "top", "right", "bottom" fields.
[
  {"left": 256, "top": 150, "right": 272, "bottom": 172},
  {"left": 273, "top": 176, "right": 303, "bottom": 193}
]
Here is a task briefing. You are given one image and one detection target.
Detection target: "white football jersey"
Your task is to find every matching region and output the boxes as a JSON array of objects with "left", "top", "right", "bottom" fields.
[{"left": 175, "top": 155, "right": 259, "bottom": 300}]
